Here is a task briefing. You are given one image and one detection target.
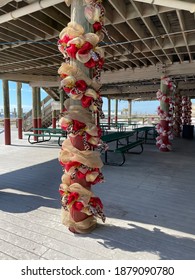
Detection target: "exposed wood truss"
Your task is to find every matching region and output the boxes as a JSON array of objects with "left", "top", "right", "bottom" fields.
[{"left": 0, "top": 0, "right": 195, "bottom": 100}]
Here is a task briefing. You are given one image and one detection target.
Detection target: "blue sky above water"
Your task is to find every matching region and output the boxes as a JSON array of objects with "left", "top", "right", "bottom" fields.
[{"left": 0, "top": 80, "right": 193, "bottom": 115}]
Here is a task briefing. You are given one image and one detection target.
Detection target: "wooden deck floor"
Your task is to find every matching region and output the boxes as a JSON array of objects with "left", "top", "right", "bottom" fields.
[{"left": 0, "top": 128, "right": 195, "bottom": 260}]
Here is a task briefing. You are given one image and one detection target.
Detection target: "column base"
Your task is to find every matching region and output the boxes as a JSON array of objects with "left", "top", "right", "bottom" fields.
[
  {"left": 4, "top": 118, "right": 11, "bottom": 145},
  {"left": 18, "top": 118, "right": 23, "bottom": 139},
  {"left": 33, "top": 119, "right": 38, "bottom": 141},
  {"left": 38, "top": 118, "right": 42, "bottom": 134},
  {"left": 52, "top": 118, "right": 56, "bottom": 128}
]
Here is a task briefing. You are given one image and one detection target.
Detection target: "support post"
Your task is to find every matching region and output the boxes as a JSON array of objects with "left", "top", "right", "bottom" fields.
[
  {"left": 60, "top": 90, "right": 64, "bottom": 113},
  {"left": 58, "top": 0, "right": 106, "bottom": 234},
  {"left": 17, "top": 82, "right": 23, "bottom": 139},
  {"left": 108, "top": 97, "right": 111, "bottom": 129},
  {"left": 128, "top": 99, "right": 132, "bottom": 121},
  {"left": 67, "top": 0, "right": 94, "bottom": 232},
  {"left": 32, "top": 87, "right": 38, "bottom": 140},
  {"left": 52, "top": 110, "right": 57, "bottom": 128},
  {"left": 37, "top": 87, "right": 42, "bottom": 132},
  {"left": 115, "top": 99, "right": 118, "bottom": 124},
  {"left": 96, "top": 112, "right": 100, "bottom": 126},
  {"left": 159, "top": 77, "right": 170, "bottom": 152},
  {"left": 156, "top": 76, "right": 173, "bottom": 152},
  {"left": 3, "top": 80, "right": 11, "bottom": 145},
  {"left": 173, "top": 90, "right": 182, "bottom": 137}
]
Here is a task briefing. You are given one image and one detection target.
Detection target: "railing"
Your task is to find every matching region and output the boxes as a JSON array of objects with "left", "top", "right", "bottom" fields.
[
  {"left": 23, "top": 95, "right": 53, "bottom": 131},
  {"left": 101, "top": 115, "right": 160, "bottom": 125}
]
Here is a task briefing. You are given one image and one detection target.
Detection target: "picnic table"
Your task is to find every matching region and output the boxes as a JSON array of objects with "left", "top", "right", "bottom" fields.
[
  {"left": 128, "top": 122, "right": 138, "bottom": 129},
  {"left": 133, "top": 126, "right": 157, "bottom": 144},
  {"left": 100, "top": 122, "right": 127, "bottom": 134},
  {"left": 101, "top": 131, "right": 144, "bottom": 166},
  {"left": 25, "top": 127, "right": 67, "bottom": 146}
]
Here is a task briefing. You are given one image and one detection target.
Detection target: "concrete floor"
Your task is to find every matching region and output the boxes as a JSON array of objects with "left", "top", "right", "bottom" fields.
[{"left": 0, "top": 128, "right": 195, "bottom": 260}]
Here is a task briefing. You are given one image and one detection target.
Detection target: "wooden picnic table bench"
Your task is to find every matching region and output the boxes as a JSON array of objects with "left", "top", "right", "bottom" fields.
[
  {"left": 25, "top": 127, "right": 67, "bottom": 146},
  {"left": 133, "top": 126, "right": 157, "bottom": 144},
  {"left": 101, "top": 131, "right": 144, "bottom": 166}
]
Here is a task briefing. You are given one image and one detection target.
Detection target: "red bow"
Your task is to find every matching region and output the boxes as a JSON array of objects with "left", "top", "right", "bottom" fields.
[
  {"left": 81, "top": 95, "right": 93, "bottom": 108},
  {"left": 77, "top": 41, "right": 93, "bottom": 56},
  {"left": 73, "top": 120, "right": 86, "bottom": 131},
  {"left": 58, "top": 35, "right": 71, "bottom": 46},
  {"left": 93, "top": 22, "right": 102, "bottom": 33},
  {"left": 66, "top": 44, "right": 79, "bottom": 59}
]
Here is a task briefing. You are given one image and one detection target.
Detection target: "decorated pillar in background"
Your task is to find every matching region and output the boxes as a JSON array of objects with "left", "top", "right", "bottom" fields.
[
  {"left": 17, "top": 82, "right": 23, "bottom": 139},
  {"left": 156, "top": 76, "right": 173, "bottom": 152},
  {"left": 182, "top": 96, "right": 192, "bottom": 125},
  {"left": 3, "top": 80, "right": 11, "bottom": 145},
  {"left": 188, "top": 98, "right": 192, "bottom": 124},
  {"left": 58, "top": 0, "right": 106, "bottom": 233},
  {"left": 173, "top": 90, "right": 182, "bottom": 137}
]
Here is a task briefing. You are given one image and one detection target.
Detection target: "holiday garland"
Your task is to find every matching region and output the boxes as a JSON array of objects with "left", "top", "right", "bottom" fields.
[
  {"left": 173, "top": 93, "right": 182, "bottom": 137},
  {"left": 181, "top": 96, "right": 192, "bottom": 125},
  {"left": 58, "top": 0, "right": 107, "bottom": 233},
  {"left": 156, "top": 76, "right": 174, "bottom": 152}
]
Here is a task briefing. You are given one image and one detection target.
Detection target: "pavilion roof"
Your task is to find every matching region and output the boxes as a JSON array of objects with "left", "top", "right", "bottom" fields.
[{"left": 0, "top": 0, "right": 195, "bottom": 100}]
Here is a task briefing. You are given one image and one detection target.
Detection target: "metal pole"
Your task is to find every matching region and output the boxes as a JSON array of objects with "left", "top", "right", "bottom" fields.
[{"left": 3, "top": 80, "right": 11, "bottom": 145}]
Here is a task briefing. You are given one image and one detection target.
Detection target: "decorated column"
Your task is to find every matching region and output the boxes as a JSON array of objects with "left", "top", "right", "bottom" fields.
[
  {"left": 58, "top": 0, "right": 106, "bottom": 233},
  {"left": 181, "top": 96, "right": 192, "bottom": 125},
  {"left": 173, "top": 90, "right": 182, "bottom": 137},
  {"left": 3, "top": 80, "right": 11, "bottom": 145},
  {"left": 17, "top": 82, "right": 23, "bottom": 139},
  {"left": 156, "top": 76, "right": 173, "bottom": 152}
]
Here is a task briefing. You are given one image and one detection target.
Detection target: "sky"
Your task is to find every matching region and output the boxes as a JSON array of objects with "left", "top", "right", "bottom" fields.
[
  {"left": 0, "top": 81, "right": 47, "bottom": 113},
  {"left": 1, "top": 79, "right": 191, "bottom": 115}
]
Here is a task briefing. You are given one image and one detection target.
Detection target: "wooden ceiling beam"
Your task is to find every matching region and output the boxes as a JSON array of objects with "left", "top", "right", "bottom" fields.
[
  {"left": 0, "top": 73, "right": 59, "bottom": 82},
  {"left": 101, "top": 61, "right": 195, "bottom": 83},
  {"left": 155, "top": 10, "right": 183, "bottom": 63},
  {"left": 176, "top": 10, "right": 192, "bottom": 62},
  {"left": 108, "top": 0, "right": 127, "bottom": 19}
]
